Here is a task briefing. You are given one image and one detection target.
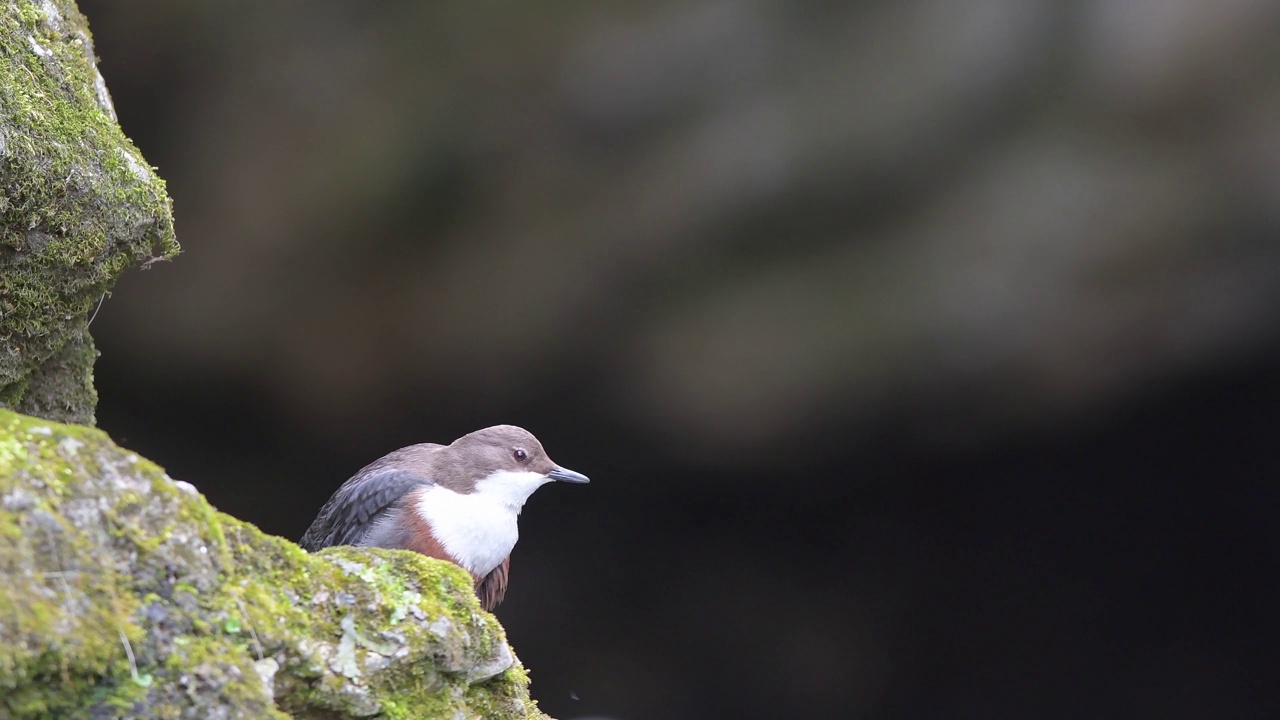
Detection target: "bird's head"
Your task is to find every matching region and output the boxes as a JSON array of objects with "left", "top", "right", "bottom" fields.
[{"left": 446, "top": 425, "right": 589, "bottom": 508}]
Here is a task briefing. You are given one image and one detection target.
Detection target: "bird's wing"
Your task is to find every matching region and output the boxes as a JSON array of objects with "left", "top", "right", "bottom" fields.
[
  {"left": 300, "top": 465, "right": 435, "bottom": 550},
  {"left": 475, "top": 556, "right": 510, "bottom": 611}
]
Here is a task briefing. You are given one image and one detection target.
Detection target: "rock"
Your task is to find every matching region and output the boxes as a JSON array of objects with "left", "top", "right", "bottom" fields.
[
  {"left": 0, "top": 0, "right": 177, "bottom": 424},
  {"left": 0, "top": 408, "right": 547, "bottom": 719}
]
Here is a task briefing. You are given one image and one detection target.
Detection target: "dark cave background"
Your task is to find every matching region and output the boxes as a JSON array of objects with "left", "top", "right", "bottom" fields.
[{"left": 78, "top": 1, "right": 1280, "bottom": 718}]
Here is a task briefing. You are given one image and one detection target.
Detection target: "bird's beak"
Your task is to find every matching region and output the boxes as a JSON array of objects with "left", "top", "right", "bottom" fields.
[{"left": 546, "top": 466, "right": 590, "bottom": 484}]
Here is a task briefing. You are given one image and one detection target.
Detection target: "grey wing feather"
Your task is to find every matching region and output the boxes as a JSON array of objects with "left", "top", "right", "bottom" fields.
[{"left": 300, "top": 467, "right": 432, "bottom": 550}]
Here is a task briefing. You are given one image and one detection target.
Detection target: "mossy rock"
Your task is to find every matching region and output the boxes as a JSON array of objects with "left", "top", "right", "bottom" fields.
[
  {"left": 0, "top": 408, "right": 548, "bottom": 719},
  {"left": 0, "top": 0, "right": 178, "bottom": 425}
]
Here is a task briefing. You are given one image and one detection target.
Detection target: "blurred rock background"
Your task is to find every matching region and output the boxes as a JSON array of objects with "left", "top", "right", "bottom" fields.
[{"left": 77, "top": 1, "right": 1279, "bottom": 718}]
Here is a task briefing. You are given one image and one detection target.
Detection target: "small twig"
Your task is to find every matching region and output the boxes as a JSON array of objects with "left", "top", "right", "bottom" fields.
[
  {"left": 236, "top": 597, "right": 265, "bottom": 662},
  {"left": 86, "top": 292, "right": 107, "bottom": 328},
  {"left": 118, "top": 629, "right": 140, "bottom": 683}
]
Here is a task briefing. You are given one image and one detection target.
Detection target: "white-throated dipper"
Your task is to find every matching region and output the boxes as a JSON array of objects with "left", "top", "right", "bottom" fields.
[{"left": 300, "top": 425, "right": 589, "bottom": 610}]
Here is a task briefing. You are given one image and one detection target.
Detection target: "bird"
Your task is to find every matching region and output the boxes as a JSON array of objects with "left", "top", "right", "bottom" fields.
[{"left": 300, "top": 425, "right": 589, "bottom": 611}]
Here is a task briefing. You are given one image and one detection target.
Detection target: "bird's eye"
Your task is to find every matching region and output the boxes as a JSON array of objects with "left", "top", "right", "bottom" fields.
[{"left": 513, "top": 448, "right": 528, "bottom": 462}]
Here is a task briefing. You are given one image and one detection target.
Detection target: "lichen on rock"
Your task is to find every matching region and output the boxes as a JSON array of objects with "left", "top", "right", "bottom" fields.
[
  {"left": 0, "top": 408, "right": 547, "bottom": 719},
  {"left": 0, "top": 0, "right": 178, "bottom": 425}
]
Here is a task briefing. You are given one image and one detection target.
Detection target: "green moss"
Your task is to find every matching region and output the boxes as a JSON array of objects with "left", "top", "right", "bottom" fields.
[
  {"left": 0, "top": 408, "right": 546, "bottom": 719},
  {"left": 12, "top": 328, "right": 100, "bottom": 424},
  {"left": 0, "top": 0, "right": 178, "bottom": 423}
]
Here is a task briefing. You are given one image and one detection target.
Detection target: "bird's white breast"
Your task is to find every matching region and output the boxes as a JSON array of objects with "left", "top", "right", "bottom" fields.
[{"left": 414, "top": 470, "right": 550, "bottom": 576}]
